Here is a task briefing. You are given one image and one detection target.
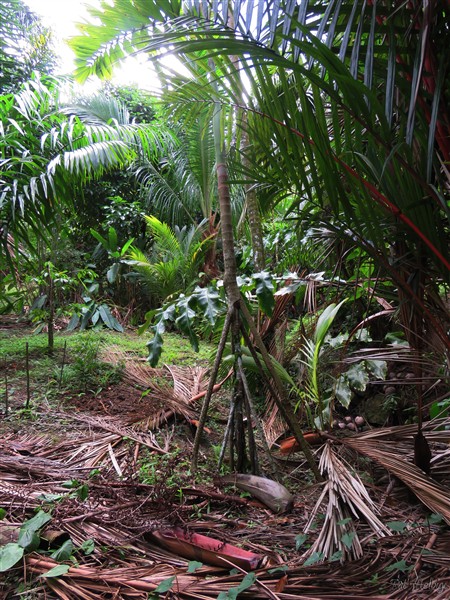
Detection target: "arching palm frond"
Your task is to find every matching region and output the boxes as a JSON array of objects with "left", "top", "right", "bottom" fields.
[
  {"left": 61, "top": 92, "right": 132, "bottom": 126},
  {"left": 129, "top": 103, "right": 219, "bottom": 227},
  {"left": 0, "top": 75, "right": 177, "bottom": 270},
  {"left": 126, "top": 216, "right": 213, "bottom": 303},
  {"left": 70, "top": 0, "right": 450, "bottom": 350}
]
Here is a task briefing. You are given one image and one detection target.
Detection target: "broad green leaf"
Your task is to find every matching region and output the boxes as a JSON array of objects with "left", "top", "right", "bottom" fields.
[
  {"left": 314, "top": 300, "right": 347, "bottom": 345},
  {"left": 138, "top": 309, "right": 157, "bottom": 336},
  {"left": 61, "top": 480, "right": 80, "bottom": 489},
  {"left": 36, "top": 493, "right": 65, "bottom": 502},
  {"left": 98, "top": 304, "right": 123, "bottom": 332},
  {"left": 161, "top": 304, "right": 176, "bottom": 322},
  {"left": 51, "top": 539, "right": 74, "bottom": 561},
  {"left": 90, "top": 228, "right": 108, "bottom": 248},
  {"left": 31, "top": 294, "right": 47, "bottom": 310},
  {"left": 80, "top": 539, "right": 95, "bottom": 555},
  {"left": 218, "top": 572, "right": 256, "bottom": 599},
  {"left": 108, "top": 227, "right": 118, "bottom": 251},
  {"left": 329, "top": 550, "right": 343, "bottom": 562},
  {"left": 385, "top": 560, "right": 412, "bottom": 573},
  {"left": 237, "top": 572, "right": 256, "bottom": 591},
  {"left": 0, "top": 508, "right": 6, "bottom": 520},
  {"left": 194, "top": 286, "right": 221, "bottom": 324},
  {"left": 334, "top": 375, "right": 353, "bottom": 408},
  {"left": 295, "top": 534, "right": 308, "bottom": 550},
  {"left": 0, "top": 543, "right": 24, "bottom": 572},
  {"left": 430, "top": 401, "right": 450, "bottom": 420},
  {"left": 187, "top": 560, "right": 203, "bottom": 573},
  {"left": 326, "top": 332, "right": 349, "bottom": 348},
  {"left": 365, "top": 359, "right": 387, "bottom": 380},
  {"left": 337, "top": 518, "right": 353, "bottom": 526},
  {"left": 341, "top": 532, "right": 356, "bottom": 549},
  {"left": 147, "top": 330, "right": 164, "bottom": 367},
  {"left": 80, "top": 305, "right": 95, "bottom": 330},
  {"left": 252, "top": 271, "right": 275, "bottom": 316},
  {"left": 175, "top": 297, "right": 199, "bottom": 351},
  {"left": 66, "top": 313, "right": 80, "bottom": 331},
  {"left": 426, "top": 513, "right": 443, "bottom": 525},
  {"left": 18, "top": 510, "right": 52, "bottom": 549},
  {"left": 268, "top": 565, "right": 288, "bottom": 574},
  {"left": 76, "top": 484, "right": 89, "bottom": 501},
  {"left": 98, "top": 304, "right": 113, "bottom": 329},
  {"left": 41, "top": 564, "right": 70, "bottom": 578},
  {"left": 154, "top": 576, "right": 175, "bottom": 593},
  {"left": 120, "top": 237, "right": 135, "bottom": 256},
  {"left": 387, "top": 521, "right": 407, "bottom": 532},
  {"left": 346, "top": 363, "right": 370, "bottom": 392},
  {"left": 303, "top": 552, "right": 324, "bottom": 566},
  {"left": 107, "top": 263, "right": 120, "bottom": 284},
  {"left": 237, "top": 347, "right": 296, "bottom": 388}
]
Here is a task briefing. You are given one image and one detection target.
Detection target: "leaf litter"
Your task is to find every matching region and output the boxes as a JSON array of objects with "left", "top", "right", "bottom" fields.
[{"left": 1, "top": 351, "right": 450, "bottom": 598}]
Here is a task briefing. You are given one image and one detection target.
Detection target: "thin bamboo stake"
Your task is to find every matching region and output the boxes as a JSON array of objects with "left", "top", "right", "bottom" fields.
[
  {"left": 218, "top": 398, "right": 236, "bottom": 470},
  {"left": 244, "top": 389, "right": 259, "bottom": 474},
  {"left": 58, "top": 340, "right": 67, "bottom": 391},
  {"left": 191, "top": 306, "right": 233, "bottom": 473},
  {"left": 4, "top": 359, "right": 8, "bottom": 417},
  {"left": 25, "top": 341, "right": 30, "bottom": 410}
]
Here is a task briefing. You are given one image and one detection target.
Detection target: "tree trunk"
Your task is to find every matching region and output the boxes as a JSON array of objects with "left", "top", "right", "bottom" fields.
[{"left": 240, "top": 112, "right": 265, "bottom": 271}]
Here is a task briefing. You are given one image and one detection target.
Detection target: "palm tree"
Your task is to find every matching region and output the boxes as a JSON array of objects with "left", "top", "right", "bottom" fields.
[
  {"left": 126, "top": 215, "right": 214, "bottom": 304},
  {"left": 69, "top": 0, "right": 450, "bottom": 545},
  {"left": 70, "top": 0, "right": 325, "bottom": 478},
  {"left": 70, "top": 0, "right": 449, "bottom": 478},
  {"left": 70, "top": 2, "right": 449, "bottom": 328},
  {"left": 0, "top": 77, "right": 174, "bottom": 267},
  {"left": 0, "top": 0, "right": 57, "bottom": 93}
]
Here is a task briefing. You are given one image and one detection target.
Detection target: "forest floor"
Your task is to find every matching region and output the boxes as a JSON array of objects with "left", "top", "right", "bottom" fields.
[{"left": 1, "top": 315, "right": 450, "bottom": 599}]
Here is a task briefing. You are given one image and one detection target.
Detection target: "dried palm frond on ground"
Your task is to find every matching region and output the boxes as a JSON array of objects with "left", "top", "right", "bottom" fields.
[
  {"left": 350, "top": 418, "right": 450, "bottom": 442},
  {"left": 303, "top": 442, "right": 389, "bottom": 561},
  {"left": 2, "top": 421, "right": 450, "bottom": 600},
  {"left": 343, "top": 436, "right": 450, "bottom": 526},
  {"left": 2, "top": 335, "right": 450, "bottom": 600},
  {"left": 100, "top": 345, "right": 212, "bottom": 428},
  {"left": 67, "top": 413, "right": 167, "bottom": 452},
  {"left": 338, "top": 419, "right": 450, "bottom": 524}
]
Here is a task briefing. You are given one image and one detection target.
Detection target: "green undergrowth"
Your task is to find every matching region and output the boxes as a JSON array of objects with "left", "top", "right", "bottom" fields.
[
  {"left": 0, "top": 329, "right": 212, "bottom": 363},
  {"left": 0, "top": 325, "right": 214, "bottom": 422}
]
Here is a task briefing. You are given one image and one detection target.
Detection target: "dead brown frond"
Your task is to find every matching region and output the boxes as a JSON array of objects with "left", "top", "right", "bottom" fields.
[
  {"left": 165, "top": 364, "right": 208, "bottom": 401},
  {"left": 304, "top": 442, "right": 389, "bottom": 561},
  {"left": 343, "top": 422, "right": 450, "bottom": 525},
  {"left": 100, "top": 345, "right": 211, "bottom": 428}
]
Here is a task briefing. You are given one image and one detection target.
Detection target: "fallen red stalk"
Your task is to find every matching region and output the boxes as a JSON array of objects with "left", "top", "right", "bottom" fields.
[{"left": 150, "top": 527, "right": 264, "bottom": 570}]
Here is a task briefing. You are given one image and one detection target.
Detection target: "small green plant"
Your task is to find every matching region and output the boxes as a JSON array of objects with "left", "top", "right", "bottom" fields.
[
  {"left": 90, "top": 225, "right": 135, "bottom": 285},
  {"left": 147, "top": 576, "right": 176, "bottom": 597},
  {"left": 67, "top": 298, "right": 124, "bottom": 332},
  {"left": 217, "top": 572, "right": 256, "bottom": 599},
  {"left": 60, "top": 335, "right": 123, "bottom": 394},
  {"left": 0, "top": 510, "right": 52, "bottom": 573},
  {"left": 384, "top": 560, "right": 413, "bottom": 574},
  {"left": 297, "top": 300, "right": 347, "bottom": 429},
  {"left": 430, "top": 398, "right": 450, "bottom": 420}
]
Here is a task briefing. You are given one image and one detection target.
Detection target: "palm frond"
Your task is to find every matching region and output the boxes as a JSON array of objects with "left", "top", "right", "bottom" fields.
[
  {"left": 304, "top": 442, "right": 389, "bottom": 561},
  {"left": 344, "top": 421, "right": 450, "bottom": 525}
]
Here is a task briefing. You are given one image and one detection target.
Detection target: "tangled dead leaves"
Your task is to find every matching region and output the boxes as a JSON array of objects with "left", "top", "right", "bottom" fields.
[{"left": 1, "top": 363, "right": 450, "bottom": 599}]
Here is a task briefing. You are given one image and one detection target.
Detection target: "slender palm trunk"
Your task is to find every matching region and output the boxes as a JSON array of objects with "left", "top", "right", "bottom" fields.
[
  {"left": 240, "top": 114, "right": 265, "bottom": 271},
  {"left": 192, "top": 97, "right": 321, "bottom": 480}
]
